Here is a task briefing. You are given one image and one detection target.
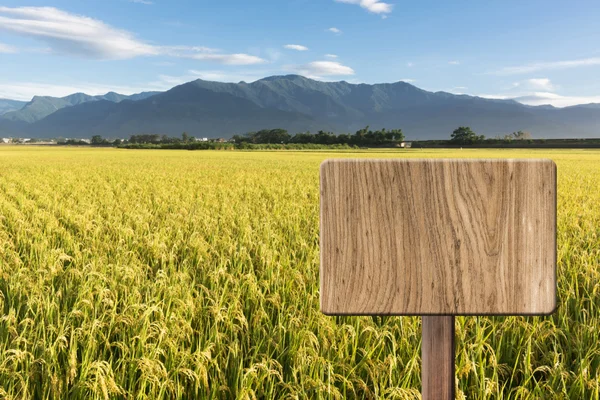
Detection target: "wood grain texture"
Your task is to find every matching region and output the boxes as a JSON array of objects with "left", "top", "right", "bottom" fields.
[
  {"left": 422, "top": 316, "right": 455, "bottom": 400},
  {"left": 320, "top": 159, "right": 556, "bottom": 315}
]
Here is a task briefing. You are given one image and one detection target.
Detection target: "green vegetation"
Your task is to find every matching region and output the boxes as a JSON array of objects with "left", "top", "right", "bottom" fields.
[
  {"left": 0, "top": 148, "right": 599, "bottom": 399},
  {"left": 450, "top": 126, "right": 486, "bottom": 145},
  {"left": 233, "top": 126, "right": 405, "bottom": 146}
]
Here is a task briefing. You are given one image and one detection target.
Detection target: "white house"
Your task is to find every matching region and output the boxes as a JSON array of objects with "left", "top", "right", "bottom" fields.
[
  {"left": 1, "top": 138, "right": 10, "bottom": 144},
  {"left": 400, "top": 142, "right": 412, "bottom": 148}
]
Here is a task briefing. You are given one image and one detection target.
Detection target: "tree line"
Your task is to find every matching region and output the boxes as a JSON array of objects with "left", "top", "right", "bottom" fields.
[
  {"left": 54, "top": 126, "right": 537, "bottom": 148},
  {"left": 448, "top": 127, "right": 533, "bottom": 145},
  {"left": 232, "top": 127, "right": 405, "bottom": 146}
]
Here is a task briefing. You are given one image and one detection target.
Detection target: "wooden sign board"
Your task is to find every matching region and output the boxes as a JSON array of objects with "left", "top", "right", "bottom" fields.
[{"left": 320, "top": 159, "right": 556, "bottom": 316}]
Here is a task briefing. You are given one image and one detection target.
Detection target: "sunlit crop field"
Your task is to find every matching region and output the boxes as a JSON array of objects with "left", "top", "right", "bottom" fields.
[{"left": 0, "top": 147, "right": 598, "bottom": 399}]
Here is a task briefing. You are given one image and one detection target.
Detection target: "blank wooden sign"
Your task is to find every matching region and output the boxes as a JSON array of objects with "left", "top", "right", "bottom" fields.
[{"left": 320, "top": 159, "right": 556, "bottom": 316}]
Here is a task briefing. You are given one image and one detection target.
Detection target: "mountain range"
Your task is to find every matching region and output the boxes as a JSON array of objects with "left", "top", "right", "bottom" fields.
[{"left": 1, "top": 75, "right": 599, "bottom": 139}]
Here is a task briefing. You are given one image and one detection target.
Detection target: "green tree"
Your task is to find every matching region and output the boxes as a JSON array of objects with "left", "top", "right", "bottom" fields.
[
  {"left": 91, "top": 135, "right": 108, "bottom": 145},
  {"left": 513, "top": 130, "right": 532, "bottom": 140},
  {"left": 254, "top": 129, "right": 290, "bottom": 144},
  {"left": 450, "top": 126, "right": 485, "bottom": 144}
]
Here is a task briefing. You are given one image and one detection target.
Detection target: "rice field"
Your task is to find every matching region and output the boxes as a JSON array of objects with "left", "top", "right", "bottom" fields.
[{"left": 0, "top": 146, "right": 598, "bottom": 399}]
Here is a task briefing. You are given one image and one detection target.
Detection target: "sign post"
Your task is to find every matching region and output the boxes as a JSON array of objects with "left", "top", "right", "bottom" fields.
[{"left": 320, "top": 159, "right": 556, "bottom": 399}]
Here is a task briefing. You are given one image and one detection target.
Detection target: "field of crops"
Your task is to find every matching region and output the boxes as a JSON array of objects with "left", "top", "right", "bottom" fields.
[{"left": 0, "top": 146, "right": 598, "bottom": 399}]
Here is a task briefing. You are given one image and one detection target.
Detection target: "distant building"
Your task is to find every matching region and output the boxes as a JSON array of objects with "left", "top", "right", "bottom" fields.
[
  {"left": 401, "top": 142, "right": 412, "bottom": 148},
  {"left": 196, "top": 137, "right": 208, "bottom": 142},
  {"left": 80, "top": 139, "right": 91, "bottom": 144},
  {"left": 1, "top": 138, "right": 9, "bottom": 144}
]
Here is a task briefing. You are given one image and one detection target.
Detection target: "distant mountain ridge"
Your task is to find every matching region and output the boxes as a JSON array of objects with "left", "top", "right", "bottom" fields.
[
  {"left": 0, "top": 99, "right": 27, "bottom": 116},
  {"left": 0, "top": 75, "right": 599, "bottom": 139},
  {"left": 1, "top": 91, "right": 161, "bottom": 123}
]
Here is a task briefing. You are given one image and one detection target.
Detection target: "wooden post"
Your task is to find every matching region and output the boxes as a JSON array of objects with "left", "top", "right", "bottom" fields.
[{"left": 422, "top": 316, "right": 455, "bottom": 400}]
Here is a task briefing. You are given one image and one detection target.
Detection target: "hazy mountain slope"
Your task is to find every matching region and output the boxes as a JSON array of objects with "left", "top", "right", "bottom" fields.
[
  {"left": 0, "top": 119, "right": 29, "bottom": 136},
  {"left": 0, "top": 99, "right": 27, "bottom": 115}
]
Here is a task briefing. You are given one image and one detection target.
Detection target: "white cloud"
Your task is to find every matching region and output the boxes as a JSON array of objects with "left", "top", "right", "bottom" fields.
[
  {"left": 0, "top": 6, "right": 266, "bottom": 64},
  {"left": 129, "top": 0, "right": 153, "bottom": 4},
  {"left": 148, "top": 69, "right": 273, "bottom": 90},
  {"left": 285, "top": 60, "right": 355, "bottom": 79},
  {"left": 523, "top": 78, "right": 554, "bottom": 91},
  {"left": 186, "top": 53, "right": 266, "bottom": 65},
  {"left": 489, "top": 57, "right": 600, "bottom": 75},
  {"left": 399, "top": 78, "right": 415, "bottom": 83},
  {"left": 478, "top": 91, "right": 600, "bottom": 108},
  {"left": 0, "top": 42, "right": 17, "bottom": 53},
  {"left": 512, "top": 92, "right": 600, "bottom": 107},
  {"left": 473, "top": 77, "right": 598, "bottom": 107},
  {"left": 334, "top": 0, "right": 393, "bottom": 15},
  {"left": 328, "top": 27, "right": 342, "bottom": 34},
  {"left": 406, "top": 62, "right": 414, "bottom": 67},
  {"left": 0, "top": 6, "right": 158, "bottom": 59},
  {"left": 187, "top": 69, "right": 269, "bottom": 83},
  {"left": 325, "top": 54, "right": 338, "bottom": 59},
  {"left": 284, "top": 44, "right": 309, "bottom": 51},
  {"left": 448, "top": 60, "right": 460, "bottom": 65},
  {"left": 494, "top": 78, "right": 556, "bottom": 97},
  {"left": 449, "top": 86, "right": 467, "bottom": 94}
]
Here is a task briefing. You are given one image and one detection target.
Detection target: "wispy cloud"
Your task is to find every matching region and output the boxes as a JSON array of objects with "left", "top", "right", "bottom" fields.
[
  {"left": 327, "top": 27, "right": 342, "bottom": 34},
  {"left": 187, "top": 69, "right": 269, "bottom": 83},
  {"left": 0, "top": 6, "right": 157, "bottom": 59},
  {"left": 284, "top": 44, "right": 309, "bottom": 51},
  {"left": 399, "top": 78, "right": 415, "bottom": 83},
  {"left": 489, "top": 57, "right": 600, "bottom": 75},
  {"left": 153, "top": 61, "right": 175, "bottom": 67},
  {"left": 479, "top": 91, "right": 600, "bottom": 108},
  {"left": 324, "top": 54, "right": 338, "bottom": 59},
  {"left": 129, "top": 0, "right": 153, "bottom": 4},
  {"left": 148, "top": 69, "right": 272, "bottom": 89},
  {"left": 334, "top": 0, "right": 393, "bottom": 15},
  {"left": 186, "top": 53, "right": 265, "bottom": 65},
  {"left": 0, "top": 6, "right": 266, "bottom": 64},
  {"left": 476, "top": 78, "right": 566, "bottom": 105},
  {"left": 162, "top": 46, "right": 266, "bottom": 64},
  {"left": 406, "top": 62, "right": 414, "bottom": 67},
  {"left": 519, "top": 78, "right": 555, "bottom": 91},
  {"left": 448, "top": 60, "right": 460, "bottom": 65},
  {"left": 285, "top": 60, "right": 355, "bottom": 79},
  {"left": 448, "top": 86, "right": 467, "bottom": 94},
  {"left": 264, "top": 48, "right": 282, "bottom": 62},
  {"left": 0, "top": 42, "right": 16, "bottom": 53}
]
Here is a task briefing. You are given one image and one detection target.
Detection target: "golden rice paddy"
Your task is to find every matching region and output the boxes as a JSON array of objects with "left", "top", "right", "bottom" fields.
[{"left": 0, "top": 147, "right": 598, "bottom": 399}]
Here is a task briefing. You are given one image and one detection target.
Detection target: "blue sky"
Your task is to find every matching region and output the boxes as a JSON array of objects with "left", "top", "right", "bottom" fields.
[{"left": 1, "top": 0, "right": 600, "bottom": 106}]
